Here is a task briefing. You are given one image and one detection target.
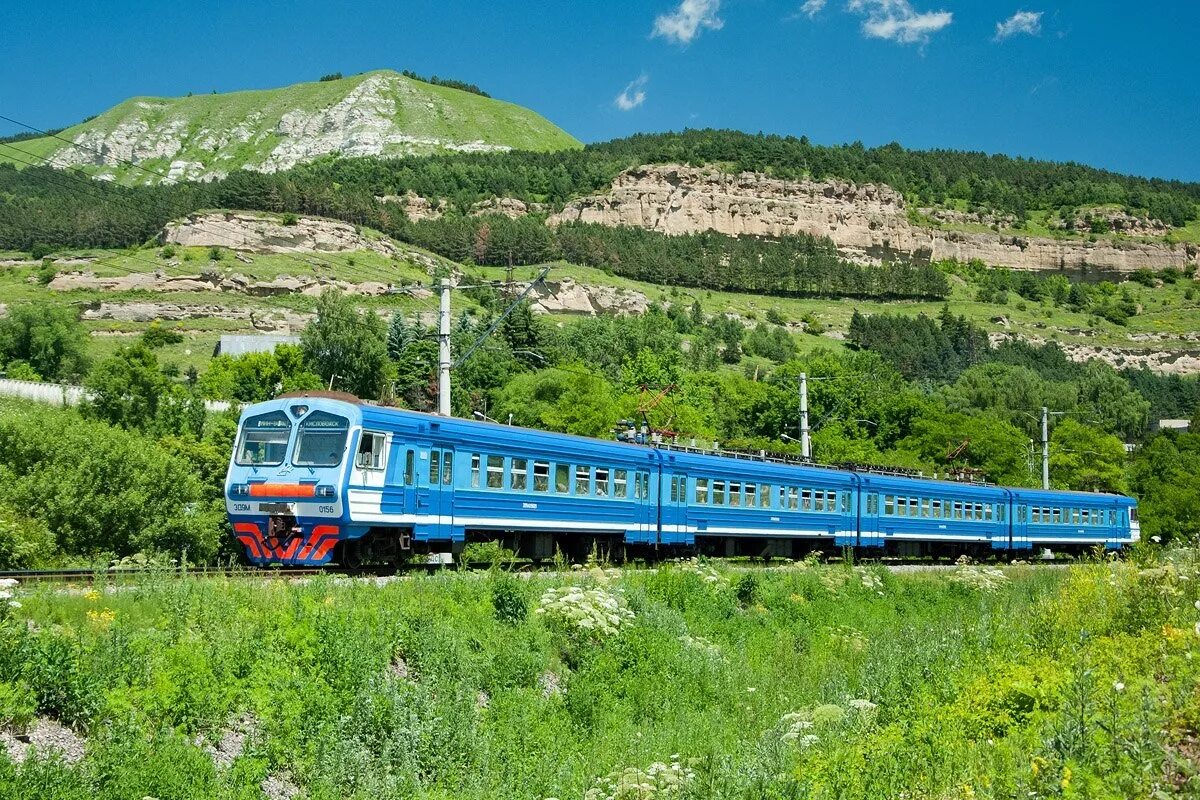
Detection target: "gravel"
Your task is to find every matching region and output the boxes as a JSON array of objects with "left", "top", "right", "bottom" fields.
[{"left": 0, "top": 717, "right": 86, "bottom": 765}]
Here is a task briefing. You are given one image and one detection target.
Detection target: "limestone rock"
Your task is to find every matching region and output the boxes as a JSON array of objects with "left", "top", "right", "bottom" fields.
[
  {"left": 549, "top": 164, "right": 1199, "bottom": 274},
  {"left": 528, "top": 278, "right": 649, "bottom": 316}
]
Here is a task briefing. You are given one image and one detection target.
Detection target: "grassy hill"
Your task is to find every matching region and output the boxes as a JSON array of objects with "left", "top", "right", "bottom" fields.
[{"left": 0, "top": 70, "right": 580, "bottom": 184}]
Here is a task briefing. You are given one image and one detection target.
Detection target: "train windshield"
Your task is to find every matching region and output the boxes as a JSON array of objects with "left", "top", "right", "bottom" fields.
[
  {"left": 293, "top": 411, "right": 349, "bottom": 467},
  {"left": 235, "top": 411, "right": 291, "bottom": 466}
]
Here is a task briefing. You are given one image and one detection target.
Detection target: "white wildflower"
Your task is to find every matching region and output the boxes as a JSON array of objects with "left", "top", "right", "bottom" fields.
[
  {"left": 7, "top": 601, "right": 19, "bottom": 610},
  {"left": 848, "top": 698, "right": 877, "bottom": 712},
  {"left": 537, "top": 585, "right": 634, "bottom": 638},
  {"left": 949, "top": 565, "right": 1009, "bottom": 593},
  {"left": 1151, "top": 535, "right": 1162, "bottom": 543},
  {"left": 1113, "top": 681, "right": 1125, "bottom": 692},
  {"left": 0, "top": 578, "right": 18, "bottom": 590},
  {"left": 798, "top": 734, "right": 819, "bottom": 748},
  {"left": 746, "top": 686, "right": 757, "bottom": 693}
]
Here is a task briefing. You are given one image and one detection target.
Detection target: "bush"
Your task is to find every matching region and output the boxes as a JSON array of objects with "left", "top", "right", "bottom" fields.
[
  {"left": 734, "top": 572, "right": 759, "bottom": 606},
  {"left": 0, "top": 504, "right": 56, "bottom": 568},
  {"left": 1129, "top": 268, "right": 1157, "bottom": 288},
  {"left": 29, "top": 244, "right": 53, "bottom": 261},
  {"left": 281, "top": 212, "right": 299, "bottom": 226},
  {"left": 36, "top": 261, "right": 57, "bottom": 285},
  {"left": 159, "top": 244, "right": 176, "bottom": 259},
  {"left": 490, "top": 573, "right": 529, "bottom": 625},
  {"left": 207, "top": 246, "right": 223, "bottom": 261},
  {"left": 141, "top": 322, "right": 185, "bottom": 349}
]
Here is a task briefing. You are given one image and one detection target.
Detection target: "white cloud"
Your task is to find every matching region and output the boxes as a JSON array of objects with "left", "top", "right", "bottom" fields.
[
  {"left": 994, "top": 10, "right": 1043, "bottom": 40},
  {"left": 799, "top": 0, "right": 827, "bottom": 17},
  {"left": 652, "top": 0, "right": 724, "bottom": 45},
  {"left": 846, "top": 0, "right": 952, "bottom": 45},
  {"left": 614, "top": 75, "right": 649, "bottom": 111}
]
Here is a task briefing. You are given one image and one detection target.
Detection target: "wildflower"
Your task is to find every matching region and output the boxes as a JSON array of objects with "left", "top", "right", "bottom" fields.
[
  {"left": 86, "top": 608, "right": 117, "bottom": 628},
  {"left": 1151, "top": 535, "right": 1162, "bottom": 543},
  {"left": 1061, "top": 765, "right": 1072, "bottom": 790},
  {"left": 1113, "top": 681, "right": 1125, "bottom": 692},
  {"left": 84, "top": 589, "right": 101, "bottom": 602},
  {"left": 7, "top": 601, "right": 19, "bottom": 610},
  {"left": 0, "top": 578, "right": 17, "bottom": 590},
  {"left": 537, "top": 585, "right": 633, "bottom": 638},
  {"left": 747, "top": 687, "right": 757, "bottom": 693},
  {"left": 949, "top": 565, "right": 1008, "bottom": 593},
  {"left": 798, "top": 734, "right": 819, "bottom": 748},
  {"left": 848, "top": 698, "right": 877, "bottom": 712}
]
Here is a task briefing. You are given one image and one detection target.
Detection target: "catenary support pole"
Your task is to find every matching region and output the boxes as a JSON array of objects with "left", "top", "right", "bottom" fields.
[
  {"left": 800, "top": 372, "right": 811, "bottom": 460},
  {"left": 1041, "top": 405, "right": 1050, "bottom": 490},
  {"left": 438, "top": 278, "right": 451, "bottom": 416}
]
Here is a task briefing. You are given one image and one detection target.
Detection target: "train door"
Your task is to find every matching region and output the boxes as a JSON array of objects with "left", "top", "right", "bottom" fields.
[
  {"left": 426, "top": 447, "right": 456, "bottom": 542},
  {"left": 383, "top": 443, "right": 417, "bottom": 516},
  {"left": 1011, "top": 501, "right": 1030, "bottom": 550},
  {"left": 854, "top": 489, "right": 881, "bottom": 548},
  {"left": 661, "top": 472, "right": 687, "bottom": 546}
]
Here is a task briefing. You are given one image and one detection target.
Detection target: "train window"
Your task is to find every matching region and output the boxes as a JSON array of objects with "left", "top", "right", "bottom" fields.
[
  {"left": 953, "top": 501, "right": 963, "bottom": 520},
  {"left": 1108, "top": 509, "right": 1116, "bottom": 525},
  {"left": 813, "top": 491, "right": 824, "bottom": 512},
  {"left": 470, "top": 454, "right": 481, "bottom": 488},
  {"left": 356, "top": 432, "right": 386, "bottom": 470},
  {"left": 596, "top": 468, "right": 609, "bottom": 497},
  {"left": 555, "top": 464, "right": 571, "bottom": 493},
  {"left": 984, "top": 504, "right": 993, "bottom": 521},
  {"left": 802, "top": 489, "right": 813, "bottom": 511},
  {"left": 998, "top": 505, "right": 1005, "bottom": 522},
  {"left": 1052, "top": 508, "right": 1061, "bottom": 524},
  {"left": 614, "top": 469, "right": 628, "bottom": 498},
  {"left": 442, "top": 452, "right": 453, "bottom": 485},
  {"left": 637, "top": 472, "right": 650, "bottom": 500},
  {"left": 534, "top": 462, "right": 550, "bottom": 492},
  {"left": 931, "top": 499, "right": 942, "bottom": 518},
  {"left": 235, "top": 411, "right": 291, "bottom": 466},
  {"left": 920, "top": 498, "right": 930, "bottom": 518},
  {"left": 975, "top": 504, "right": 984, "bottom": 521},
  {"left": 788, "top": 487, "right": 799, "bottom": 511},
  {"left": 696, "top": 478, "right": 709, "bottom": 504},
  {"left": 1071, "top": 509, "right": 1080, "bottom": 524},
  {"left": 760, "top": 485, "right": 771, "bottom": 508},
  {"left": 731, "top": 483, "right": 743, "bottom": 507},
  {"left": 1017, "top": 505, "right": 1026, "bottom": 523},
  {"left": 487, "top": 455, "right": 504, "bottom": 489},
  {"left": 1130, "top": 507, "right": 1138, "bottom": 523},
  {"left": 842, "top": 492, "right": 851, "bottom": 513},
  {"left": 867, "top": 494, "right": 877, "bottom": 515},
  {"left": 1032, "top": 507, "right": 1041, "bottom": 524},
  {"left": 293, "top": 411, "right": 349, "bottom": 467},
  {"left": 404, "top": 450, "right": 415, "bottom": 486},
  {"left": 713, "top": 481, "right": 726, "bottom": 506},
  {"left": 745, "top": 484, "right": 756, "bottom": 508},
  {"left": 512, "top": 459, "right": 528, "bottom": 491},
  {"left": 1081, "top": 509, "right": 1090, "bottom": 525},
  {"left": 429, "top": 451, "right": 440, "bottom": 485},
  {"left": 884, "top": 495, "right": 894, "bottom": 516},
  {"left": 575, "top": 465, "right": 591, "bottom": 496}
]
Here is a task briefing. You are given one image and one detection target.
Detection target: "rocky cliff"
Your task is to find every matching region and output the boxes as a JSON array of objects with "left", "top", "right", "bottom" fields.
[{"left": 549, "top": 165, "right": 1199, "bottom": 274}]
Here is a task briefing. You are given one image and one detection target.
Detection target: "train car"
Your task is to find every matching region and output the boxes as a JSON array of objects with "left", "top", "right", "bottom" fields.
[
  {"left": 225, "top": 393, "right": 1140, "bottom": 566},
  {"left": 657, "top": 447, "right": 857, "bottom": 557},
  {"left": 1008, "top": 487, "right": 1138, "bottom": 552},
  {"left": 226, "top": 393, "right": 661, "bottom": 565},
  {"left": 854, "top": 473, "right": 1011, "bottom": 554}
]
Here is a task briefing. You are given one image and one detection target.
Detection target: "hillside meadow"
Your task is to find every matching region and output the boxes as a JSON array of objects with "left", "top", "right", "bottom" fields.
[{"left": 1, "top": 553, "right": 1198, "bottom": 799}]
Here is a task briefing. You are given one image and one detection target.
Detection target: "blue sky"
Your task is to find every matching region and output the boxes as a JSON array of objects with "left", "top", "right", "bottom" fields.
[{"left": 2, "top": 1, "right": 1198, "bottom": 180}]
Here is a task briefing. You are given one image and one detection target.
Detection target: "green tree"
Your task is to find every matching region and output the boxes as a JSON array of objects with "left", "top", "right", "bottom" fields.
[
  {"left": 0, "top": 304, "right": 89, "bottom": 381},
  {"left": 301, "top": 289, "right": 389, "bottom": 399},
  {"left": 83, "top": 343, "right": 183, "bottom": 432},
  {"left": 1048, "top": 418, "right": 1127, "bottom": 492},
  {"left": 198, "top": 345, "right": 321, "bottom": 402}
]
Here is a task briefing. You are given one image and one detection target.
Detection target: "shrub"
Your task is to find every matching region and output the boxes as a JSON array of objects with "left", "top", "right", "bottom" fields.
[
  {"left": 281, "top": 212, "right": 299, "bottom": 226},
  {"left": 159, "top": 244, "right": 176, "bottom": 259},
  {"left": 207, "top": 246, "right": 223, "bottom": 261},
  {"left": 0, "top": 504, "right": 56, "bottom": 568},
  {"left": 140, "top": 322, "right": 185, "bottom": 349},
  {"left": 490, "top": 573, "right": 529, "bottom": 625},
  {"left": 734, "top": 572, "right": 759, "bottom": 606},
  {"left": 36, "top": 261, "right": 57, "bottom": 285},
  {"left": 0, "top": 680, "right": 37, "bottom": 730},
  {"left": 29, "top": 243, "right": 53, "bottom": 261}
]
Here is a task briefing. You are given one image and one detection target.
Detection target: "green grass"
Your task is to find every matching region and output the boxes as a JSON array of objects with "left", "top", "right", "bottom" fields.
[
  {"left": 0, "top": 70, "right": 580, "bottom": 182},
  {"left": 0, "top": 552, "right": 1197, "bottom": 798}
]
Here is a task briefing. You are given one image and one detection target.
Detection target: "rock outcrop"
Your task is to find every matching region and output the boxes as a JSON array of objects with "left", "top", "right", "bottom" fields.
[
  {"left": 550, "top": 164, "right": 1199, "bottom": 274},
  {"left": 50, "top": 269, "right": 432, "bottom": 300},
  {"left": 527, "top": 278, "right": 649, "bottom": 316}
]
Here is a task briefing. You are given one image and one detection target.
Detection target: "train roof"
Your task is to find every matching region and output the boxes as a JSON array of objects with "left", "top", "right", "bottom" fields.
[{"left": 245, "top": 395, "right": 1135, "bottom": 503}]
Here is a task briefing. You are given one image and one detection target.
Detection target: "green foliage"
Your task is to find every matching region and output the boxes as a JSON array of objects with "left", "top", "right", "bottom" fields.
[
  {"left": 318, "top": 72, "right": 343, "bottom": 82},
  {"left": 139, "top": 321, "right": 184, "bottom": 349},
  {"left": 734, "top": 572, "right": 759, "bottom": 606},
  {"left": 490, "top": 573, "right": 529, "bottom": 625},
  {"left": 0, "top": 303, "right": 90, "bottom": 381},
  {"left": 28, "top": 243, "right": 53, "bottom": 261},
  {"left": 0, "top": 503, "right": 56, "bottom": 568},
  {"left": 83, "top": 343, "right": 203, "bottom": 435},
  {"left": 207, "top": 245, "right": 223, "bottom": 261},
  {"left": 400, "top": 69, "right": 490, "bottom": 97},
  {"left": 0, "top": 680, "right": 37, "bottom": 730},
  {"left": 0, "top": 401, "right": 222, "bottom": 560},
  {"left": 1048, "top": 418, "right": 1128, "bottom": 492},
  {"left": 848, "top": 307, "right": 989, "bottom": 382},
  {"left": 1129, "top": 431, "right": 1200, "bottom": 544},
  {"left": 197, "top": 344, "right": 322, "bottom": 402},
  {"left": 300, "top": 289, "right": 389, "bottom": 399}
]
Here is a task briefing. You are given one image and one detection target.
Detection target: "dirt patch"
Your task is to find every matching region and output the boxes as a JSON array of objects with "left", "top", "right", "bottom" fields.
[{"left": 0, "top": 716, "right": 86, "bottom": 764}]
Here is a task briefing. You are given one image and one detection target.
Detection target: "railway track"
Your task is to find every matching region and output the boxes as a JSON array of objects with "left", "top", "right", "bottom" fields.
[{"left": 0, "top": 556, "right": 1073, "bottom": 584}]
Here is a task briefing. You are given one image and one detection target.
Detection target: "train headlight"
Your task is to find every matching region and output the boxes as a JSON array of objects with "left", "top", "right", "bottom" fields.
[
  {"left": 316, "top": 485, "right": 336, "bottom": 499},
  {"left": 232, "top": 484, "right": 249, "bottom": 497}
]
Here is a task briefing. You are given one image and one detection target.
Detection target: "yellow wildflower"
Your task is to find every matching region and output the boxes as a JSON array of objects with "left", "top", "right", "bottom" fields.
[
  {"left": 1061, "top": 765, "right": 1072, "bottom": 790},
  {"left": 83, "top": 589, "right": 101, "bottom": 602},
  {"left": 86, "top": 608, "right": 117, "bottom": 628}
]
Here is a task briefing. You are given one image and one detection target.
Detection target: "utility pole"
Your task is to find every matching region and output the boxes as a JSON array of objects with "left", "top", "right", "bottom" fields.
[
  {"left": 799, "top": 372, "right": 811, "bottom": 460},
  {"left": 438, "top": 278, "right": 451, "bottom": 416},
  {"left": 1041, "top": 405, "right": 1050, "bottom": 490}
]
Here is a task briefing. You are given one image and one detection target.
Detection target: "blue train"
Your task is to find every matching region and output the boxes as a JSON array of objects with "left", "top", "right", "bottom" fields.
[{"left": 224, "top": 393, "right": 1140, "bottom": 566}]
